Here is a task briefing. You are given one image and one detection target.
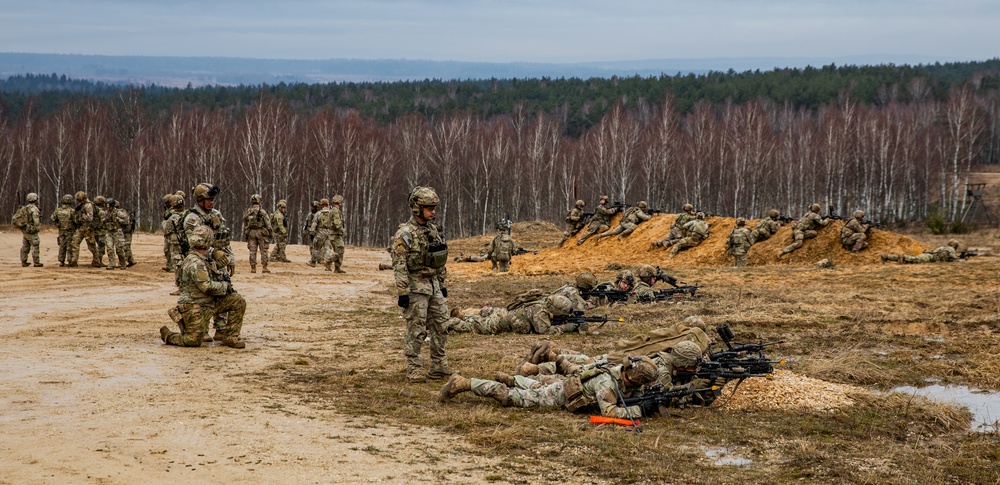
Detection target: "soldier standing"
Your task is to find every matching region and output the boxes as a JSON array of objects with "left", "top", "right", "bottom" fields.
[
  {"left": 669, "top": 212, "right": 710, "bottom": 258},
  {"left": 488, "top": 225, "right": 516, "bottom": 272},
  {"left": 242, "top": 194, "right": 272, "bottom": 274},
  {"left": 840, "top": 210, "right": 873, "bottom": 252},
  {"left": 750, "top": 209, "right": 782, "bottom": 244},
  {"left": 15, "top": 192, "right": 43, "bottom": 267},
  {"left": 304, "top": 200, "right": 319, "bottom": 266},
  {"left": 391, "top": 186, "right": 451, "bottom": 383},
  {"left": 652, "top": 203, "right": 696, "bottom": 248},
  {"left": 309, "top": 198, "right": 333, "bottom": 269},
  {"left": 575, "top": 195, "right": 618, "bottom": 245},
  {"left": 50, "top": 194, "right": 76, "bottom": 267},
  {"left": 778, "top": 203, "right": 830, "bottom": 257},
  {"left": 727, "top": 218, "right": 753, "bottom": 267},
  {"left": 92, "top": 196, "right": 109, "bottom": 267},
  {"left": 118, "top": 199, "right": 137, "bottom": 267},
  {"left": 163, "top": 195, "right": 186, "bottom": 274},
  {"left": 558, "top": 200, "right": 586, "bottom": 246},
  {"left": 269, "top": 199, "right": 291, "bottom": 262},
  {"left": 328, "top": 195, "right": 347, "bottom": 273},
  {"left": 598, "top": 201, "right": 653, "bottom": 240},
  {"left": 160, "top": 225, "right": 246, "bottom": 349},
  {"left": 69, "top": 191, "right": 100, "bottom": 267},
  {"left": 103, "top": 198, "right": 129, "bottom": 270}
]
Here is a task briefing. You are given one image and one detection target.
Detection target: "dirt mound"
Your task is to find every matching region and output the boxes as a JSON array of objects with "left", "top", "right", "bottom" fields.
[
  {"left": 450, "top": 213, "right": 931, "bottom": 276},
  {"left": 715, "top": 369, "right": 866, "bottom": 412}
]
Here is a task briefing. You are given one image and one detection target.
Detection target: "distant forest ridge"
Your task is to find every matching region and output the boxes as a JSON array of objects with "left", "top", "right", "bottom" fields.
[{"left": 1, "top": 58, "right": 999, "bottom": 138}]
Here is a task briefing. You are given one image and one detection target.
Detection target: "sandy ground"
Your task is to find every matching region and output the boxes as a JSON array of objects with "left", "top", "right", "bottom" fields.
[{"left": 0, "top": 229, "right": 501, "bottom": 485}]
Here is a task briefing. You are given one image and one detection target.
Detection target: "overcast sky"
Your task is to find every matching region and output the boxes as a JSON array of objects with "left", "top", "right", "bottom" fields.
[{"left": 0, "top": 0, "right": 996, "bottom": 64}]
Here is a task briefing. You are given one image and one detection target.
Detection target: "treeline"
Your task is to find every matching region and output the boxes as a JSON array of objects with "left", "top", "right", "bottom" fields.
[{"left": 1, "top": 62, "right": 999, "bottom": 247}]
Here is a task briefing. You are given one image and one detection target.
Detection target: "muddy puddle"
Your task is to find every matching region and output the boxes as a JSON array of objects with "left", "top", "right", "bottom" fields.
[
  {"left": 703, "top": 447, "right": 752, "bottom": 466},
  {"left": 892, "top": 383, "right": 1000, "bottom": 432}
]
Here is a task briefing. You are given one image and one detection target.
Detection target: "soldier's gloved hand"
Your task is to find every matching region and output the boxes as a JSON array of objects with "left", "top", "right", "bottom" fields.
[
  {"left": 440, "top": 287, "right": 448, "bottom": 298},
  {"left": 212, "top": 250, "right": 230, "bottom": 267},
  {"left": 712, "top": 377, "right": 727, "bottom": 388},
  {"left": 397, "top": 294, "right": 409, "bottom": 309},
  {"left": 229, "top": 264, "right": 236, "bottom": 276},
  {"left": 639, "top": 399, "right": 661, "bottom": 417}
]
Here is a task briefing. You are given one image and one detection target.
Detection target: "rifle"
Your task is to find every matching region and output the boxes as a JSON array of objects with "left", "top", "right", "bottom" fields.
[
  {"left": 647, "top": 208, "right": 665, "bottom": 215},
  {"left": 959, "top": 251, "right": 979, "bottom": 259},
  {"left": 826, "top": 205, "right": 843, "bottom": 221},
  {"left": 621, "top": 384, "right": 719, "bottom": 409},
  {"left": 777, "top": 215, "right": 795, "bottom": 225},
  {"left": 859, "top": 219, "right": 882, "bottom": 230},
  {"left": 552, "top": 310, "right": 616, "bottom": 332},
  {"left": 610, "top": 201, "right": 629, "bottom": 212},
  {"left": 654, "top": 266, "right": 679, "bottom": 288},
  {"left": 580, "top": 283, "right": 630, "bottom": 306},
  {"left": 675, "top": 358, "right": 784, "bottom": 382},
  {"left": 636, "top": 285, "right": 699, "bottom": 303},
  {"left": 512, "top": 247, "right": 537, "bottom": 256},
  {"left": 171, "top": 217, "right": 190, "bottom": 256},
  {"left": 578, "top": 211, "right": 596, "bottom": 226},
  {"left": 710, "top": 324, "right": 784, "bottom": 361}
]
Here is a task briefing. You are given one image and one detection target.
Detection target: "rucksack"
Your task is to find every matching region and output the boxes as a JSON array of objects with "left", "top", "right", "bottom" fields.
[
  {"left": 506, "top": 288, "right": 546, "bottom": 311},
  {"left": 12, "top": 205, "right": 30, "bottom": 228}
]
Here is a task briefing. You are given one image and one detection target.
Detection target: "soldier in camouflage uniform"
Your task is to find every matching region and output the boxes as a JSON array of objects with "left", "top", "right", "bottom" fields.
[
  {"left": 575, "top": 195, "right": 618, "bottom": 245},
  {"left": 392, "top": 186, "right": 452, "bottom": 383},
  {"left": 183, "top": 183, "right": 237, "bottom": 339},
  {"left": 727, "top": 218, "right": 753, "bottom": 267},
  {"left": 16, "top": 193, "right": 43, "bottom": 267},
  {"left": 669, "top": 212, "right": 710, "bottom": 258},
  {"left": 550, "top": 272, "right": 599, "bottom": 312},
  {"left": 882, "top": 239, "right": 961, "bottom": 264},
  {"left": 304, "top": 200, "right": 319, "bottom": 266},
  {"left": 160, "top": 225, "right": 246, "bottom": 349},
  {"left": 161, "top": 193, "right": 175, "bottom": 271},
  {"left": 162, "top": 195, "right": 186, "bottom": 274},
  {"left": 438, "top": 356, "right": 659, "bottom": 420},
  {"left": 118, "top": 199, "right": 137, "bottom": 267},
  {"left": 778, "top": 203, "right": 830, "bottom": 257},
  {"left": 310, "top": 199, "right": 333, "bottom": 270},
  {"left": 103, "top": 198, "right": 129, "bottom": 270},
  {"left": 269, "top": 199, "right": 291, "bottom": 262},
  {"left": 328, "top": 194, "right": 347, "bottom": 273},
  {"left": 50, "top": 194, "right": 76, "bottom": 267},
  {"left": 488, "top": 226, "right": 516, "bottom": 272},
  {"left": 750, "top": 209, "right": 783, "bottom": 244},
  {"left": 242, "top": 194, "right": 272, "bottom": 274},
  {"left": 631, "top": 266, "right": 661, "bottom": 302},
  {"left": 92, "top": 196, "right": 109, "bottom": 267},
  {"left": 446, "top": 295, "right": 575, "bottom": 335},
  {"left": 558, "top": 200, "right": 587, "bottom": 246},
  {"left": 598, "top": 201, "right": 653, "bottom": 240},
  {"left": 652, "top": 203, "right": 696, "bottom": 248},
  {"left": 840, "top": 210, "right": 873, "bottom": 252},
  {"left": 69, "top": 191, "right": 101, "bottom": 267}
]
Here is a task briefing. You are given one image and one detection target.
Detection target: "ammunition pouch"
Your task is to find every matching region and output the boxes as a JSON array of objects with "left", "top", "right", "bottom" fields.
[
  {"left": 168, "top": 306, "right": 184, "bottom": 324},
  {"left": 562, "top": 375, "right": 590, "bottom": 412},
  {"left": 425, "top": 242, "right": 449, "bottom": 269}
]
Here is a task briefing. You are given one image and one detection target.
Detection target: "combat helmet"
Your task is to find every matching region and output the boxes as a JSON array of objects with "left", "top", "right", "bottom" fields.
[
  {"left": 319, "top": 198, "right": 330, "bottom": 207},
  {"left": 170, "top": 194, "right": 185, "bottom": 208},
  {"left": 736, "top": 217, "right": 746, "bottom": 226},
  {"left": 671, "top": 340, "right": 702, "bottom": 368},
  {"left": 331, "top": 195, "right": 344, "bottom": 205},
  {"left": 575, "top": 199, "right": 585, "bottom": 208},
  {"left": 311, "top": 200, "right": 320, "bottom": 209},
  {"left": 768, "top": 209, "right": 780, "bottom": 219},
  {"left": 809, "top": 203, "right": 821, "bottom": 213},
  {"left": 575, "top": 272, "right": 598, "bottom": 290},
  {"left": 947, "top": 239, "right": 960, "bottom": 249},
  {"left": 696, "top": 212, "right": 705, "bottom": 219},
  {"left": 854, "top": 210, "right": 864, "bottom": 219},
  {"left": 636, "top": 264, "right": 656, "bottom": 281},
  {"left": 61, "top": 194, "right": 74, "bottom": 205},
  {"left": 106, "top": 198, "right": 117, "bottom": 207},
  {"left": 545, "top": 295, "right": 573, "bottom": 317},
  {"left": 75, "top": 191, "right": 88, "bottom": 202},
  {"left": 26, "top": 193, "right": 38, "bottom": 203},
  {"left": 599, "top": 195, "right": 611, "bottom": 203},
  {"left": 94, "top": 195, "right": 106, "bottom": 206},
  {"left": 276, "top": 199, "right": 287, "bottom": 208},
  {"left": 623, "top": 356, "right": 658, "bottom": 387},
  {"left": 637, "top": 201, "right": 648, "bottom": 210},
  {"left": 408, "top": 186, "right": 439, "bottom": 215},
  {"left": 193, "top": 183, "right": 219, "bottom": 201},
  {"left": 616, "top": 270, "right": 635, "bottom": 288},
  {"left": 250, "top": 194, "right": 262, "bottom": 204},
  {"left": 188, "top": 225, "right": 215, "bottom": 250},
  {"left": 682, "top": 203, "right": 694, "bottom": 212}
]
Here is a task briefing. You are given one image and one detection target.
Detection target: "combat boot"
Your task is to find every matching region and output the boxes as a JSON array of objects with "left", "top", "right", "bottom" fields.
[
  {"left": 438, "top": 372, "right": 471, "bottom": 402},
  {"left": 307, "top": 261, "right": 316, "bottom": 268},
  {"left": 428, "top": 364, "right": 455, "bottom": 380},
  {"left": 324, "top": 263, "right": 332, "bottom": 271},
  {"left": 514, "top": 362, "right": 539, "bottom": 376},
  {"left": 22, "top": 262, "right": 30, "bottom": 267},
  {"left": 250, "top": 265, "right": 257, "bottom": 274},
  {"left": 555, "top": 355, "right": 581, "bottom": 375},
  {"left": 262, "top": 264, "right": 270, "bottom": 274},
  {"left": 406, "top": 369, "right": 426, "bottom": 383},
  {"left": 495, "top": 372, "right": 515, "bottom": 387},
  {"left": 33, "top": 262, "right": 43, "bottom": 267},
  {"left": 334, "top": 265, "right": 346, "bottom": 274},
  {"left": 221, "top": 338, "right": 246, "bottom": 349},
  {"left": 159, "top": 326, "right": 171, "bottom": 343}
]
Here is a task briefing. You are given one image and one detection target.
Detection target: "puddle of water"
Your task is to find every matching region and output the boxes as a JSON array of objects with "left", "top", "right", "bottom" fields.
[
  {"left": 892, "top": 384, "right": 1000, "bottom": 432},
  {"left": 703, "top": 447, "right": 752, "bottom": 466}
]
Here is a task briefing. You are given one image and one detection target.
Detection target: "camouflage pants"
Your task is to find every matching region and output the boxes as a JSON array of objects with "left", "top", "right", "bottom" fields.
[
  {"left": 455, "top": 254, "right": 488, "bottom": 263},
  {"left": 749, "top": 228, "right": 772, "bottom": 245},
  {"left": 312, "top": 230, "right": 331, "bottom": 266},
  {"left": 20, "top": 232, "right": 40, "bottom": 264},
  {"left": 123, "top": 231, "right": 135, "bottom": 265},
  {"left": 269, "top": 233, "right": 288, "bottom": 261},
  {"left": 165, "top": 293, "right": 247, "bottom": 347},
  {"left": 167, "top": 240, "right": 183, "bottom": 273},
  {"left": 654, "top": 226, "right": 685, "bottom": 247},
  {"left": 471, "top": 377, "right": 567, "bottom": 408},
  {"left": 494, "top": 257, "right": 510, "bottom": 273},
  {"left": 781, "top": 229, "right": 818, "bottom": 254},
  {"left": 304, "top": 234, "right": 317, "bottom": 263},
  {"left": 446, "top": 310, "right": 515, "bottom": 335},
  {"left": 56, "top": 230, "right": 73, "bottom": 264},
  {"left": 105, "top": 230, "right": 127, "bottom": 268},
  {"left": 327, "top": 234, "right": 345, "bottom": 269},
  {"left": 163, "top": 235, "right": 171, "bottom": 269},
  {"left": 559, "top": 223, "right": 585, "bottom": 246},
  {"left": 94, "top": 231, "right": 107, "bottom": 262},
  {"left": 246, "top": 229, "right": 270, "bottom": 267},
  {"left": 669, "top": 235, "right": 705, "bottom": 257},
  {"left": 842, "top": 233, "right": 868, "bottom": 252},
  {"left": 601, "top": 222, "right": 637, "bottom": 239},
  {"left": 732, "top": 251, "right": 748, "bottom": 267},
  {"left": 70, "top": 227, "right": 99, "bottom": 265},
  {"left": 576, "top": 221, "right": 609, "bottom": 245},
  {"left": 403, "top": 290, "right": 449, "bottom": 377},
  {"left": 902, "top": 253, "right": 937, "bottom": 264}
]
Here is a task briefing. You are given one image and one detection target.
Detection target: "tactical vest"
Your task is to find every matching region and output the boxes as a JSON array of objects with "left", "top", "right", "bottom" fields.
[{"left": 246, "top": 207, "right": 266, "bottom": 229}]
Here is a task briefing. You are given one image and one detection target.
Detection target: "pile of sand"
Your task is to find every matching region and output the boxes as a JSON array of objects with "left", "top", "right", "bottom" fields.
[
  {"left": 714, "top": 369, "right": 866, "bottom": 412},
  {"left": 451, "top": 213, "right": 931, "bottom": 275}
]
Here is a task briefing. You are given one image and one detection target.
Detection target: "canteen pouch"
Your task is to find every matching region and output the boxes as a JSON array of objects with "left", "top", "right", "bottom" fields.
[{"left": 425, "top": 241, "right": 449, "bottom": 269}]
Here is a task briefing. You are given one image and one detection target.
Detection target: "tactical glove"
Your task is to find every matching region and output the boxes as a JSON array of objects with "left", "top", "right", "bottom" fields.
[
  {"left": 639, "top": 399, "right": 660, "bottom": 418},
  {"left": 441, "top": 287, "right": 448, "bottom": 298},
  {"left": 397, "top": 294, "right": 410, "bottom": 309}
]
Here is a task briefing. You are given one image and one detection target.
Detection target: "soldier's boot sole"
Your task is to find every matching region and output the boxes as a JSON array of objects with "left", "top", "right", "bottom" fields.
[
  {"left": 221, "top": 338, "right": 246, "bottom": 349},
  {"left": 438, "top": 372, "right": 471, "bottom": 402},
  {"left": 159, "top": 326, "right": 171, "bottom": 343}
]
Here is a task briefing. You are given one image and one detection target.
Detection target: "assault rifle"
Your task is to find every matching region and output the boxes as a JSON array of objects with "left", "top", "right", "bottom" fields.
[
  {"left": 710, "top": 324, "right": 784, "bottom": 361},
  {"left": 512, "top": 247, "right": 537, "bottom": 256},
  {"left": 653, "top": 266, "right": 679, "bottom": 288},
  {"left": 675, "top": 357, "right": 784, "bottom": 382},
  {"left": 636, "top": 285, "right": 699, "bottom": 303},
  {"left": 826, "top": 205, "right": 843, "bottom": 221},
  {"left": 621, "top": 384, "right": 719, "bottom": 409},
  {"left": 171, "top": 218, "right": 190, "bottom": 256},
  {"left": 552, "top": 310, "right": 616, "bottom": 332},
  {"left": 777, "top": 215, "right": 795, "bottom": 225},
  {"left": 580, "top": 283, "right": 630, "bottom": 306},
  {"left": 959, "top": 251, "right": 979, "bottom": 259},
  {"left": 610, "top": 201, "right": 629, "bottom": 212}
]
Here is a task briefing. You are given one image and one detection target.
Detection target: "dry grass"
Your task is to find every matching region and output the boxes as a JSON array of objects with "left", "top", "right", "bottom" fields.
[{"left": 251, "top": 224, "right": 1000, "bottom": 483}]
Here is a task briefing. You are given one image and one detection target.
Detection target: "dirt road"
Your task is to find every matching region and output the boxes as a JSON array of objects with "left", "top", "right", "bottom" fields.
[{"left": 0, "top": 229, "right": 501, "bottom": 484}]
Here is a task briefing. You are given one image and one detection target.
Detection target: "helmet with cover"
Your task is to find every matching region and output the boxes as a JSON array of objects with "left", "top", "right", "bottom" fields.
[
  {"left": 696, "top": 212, "right": 705, "bottom": 220},
  {"left": 947, "top": 239, "right": 960, "bottom": 249},
  {"left": 193, "top": 183, "right": 219, "bottom": 202},
  {"left": 682, "top": 203, "right": 694, "bottom": 212},
  {"left": 768, "top": 209, "right": 780, "bottom": 219},
  {"left": 617, "top": 270, "right": 635, "bottom": 288},
  {"left": 75, "top": 191, "right": 87, "bottom": 202},
  {"left": 106, "top": 198, "right": 117, "bottom": 207},
  {"left": 408, "top": 186, "right": 440, "bottom": 215},
  {"left": 188, "top": 225, "right": 215, "bottom": 250},
  {"left": 623, "top": 356, "right": 658, "bottom": 387},
  {"left": 545, "top": 295, "right": 573, "bottom": 316},
  {"left": 637, "top": 201, "right": 648, "bottom": 209},
  {"left": 575, "top": 199, "right": 585, "bottom": 208},
  {"left": 809, "top": 203, "right": 821, "bottom": 213},
  {"left": 319, "top": 198, "right": 330, "bottom": 207},
  {"left": 736, "top": 217, "right": 746, "bottom": 226},
  {"left": 277, "top": 199, "right": 287, "bottom": 208},
  {"left": 575, "top": 272, "right": 598, "bottom": 290},
  {"left": 636, "top": 264, "right": 656, "bottom": 281},
  {"left": 94, "top": 195, "right": 106, "bottom": 206},
  {"left": 854, "top": 210, "right": 864, "bottom": 219},
  {"left": 250, "top": 194, "right": 261, "bottom": 204},
  {"left": 331, "top": 195, "right": 344, "bottom": 205},
  {"left": 671, "top": 340, "right": 702, "bottom": 368},
  {"left": 61, "top": 194, "right": 74, "bottom": 205},
  {"left": 26, "top": 193, "right": 38, "bottom": 203}
]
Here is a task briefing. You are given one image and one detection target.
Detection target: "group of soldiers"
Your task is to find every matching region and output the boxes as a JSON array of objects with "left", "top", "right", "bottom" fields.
[{"left": 12, "top": 191, "right": 137, "bottom": 269}]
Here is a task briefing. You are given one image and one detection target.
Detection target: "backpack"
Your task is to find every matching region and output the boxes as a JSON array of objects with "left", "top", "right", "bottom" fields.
[
  {"left": 495, "top": 234, "right": 515, "bottom": 260},
  {"left": 12, "top": 205, "right": 30, "bottom": 228},
  {"left": 506, "top": 288, "right": 547, "bottom": 311}
]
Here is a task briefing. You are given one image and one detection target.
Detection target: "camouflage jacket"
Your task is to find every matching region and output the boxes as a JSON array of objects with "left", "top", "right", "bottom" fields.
[
  {"left": 565, "top": 207, "right": 584, "bottom": 227},
  {"left": 630, "top": 280, "right": 656, "bottom": 302},
  {"left": 21, "top": 204, "right": 41, "bottom": 234},
  {"left": 184, "top": 205, "right": 231, "bottom": 250},
  {"left": 330, "top": 206, "right": 345, "bottom": 236},
  {"left": 271, "top": 210, "right": 287, "bottom": 235},
  {"left": 753, "top": 217, "right": 781, "bottom": 239},
  {"left": 311, "top": 207, "right": 332, "bottom": 233},
  {"left": 163, "top": 210, "right": 185, "bottom": 244},
  {"left": 794, "top": 211, "right": 828, "bottom": 232},
  {"left": 489, "top": 233, "right": 516, "bottom": 261},
  {"left": 391, "top": 216, "right": 447, "bottom": 296},
  {"left": 303, "top": 210, "right": 317, "bottom": 235},
  {"left": 682, "top": 219, "right": 710, "bottom": 239},
  {"left": 672, "top": 211, "right": 696, "bottom": 229},
  {"left": 50, "top": 204, "right": 76, "bottom": 232},
  {"left": 177, "top": 251, "right": 231, "bottom": 305},
  {"left": 243, "top": 205, "right": 272, "bottom": 233},
  {"left": 592, "top": 203, "right": 616, "bottom": 227},
  {"left": 928, "top": 245, "right": 958, "bottom": 262},
  {"left": 839, "top": 218, "right": 870, "bottom": 241},
  {"left": 574, "top": 366, "right": 644, "bottom": 419},
  {"left": 622, "top": 207, "right": 652, "bottom": 225},
  {"left": 551, "top": 284, "right": 591, "bottom": 312},
  {"left": 92, "top": 206, "right": 108, "bottom": 235},
  {"left": 727, "top": 227, "right": 753, "bottom": 254}
]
